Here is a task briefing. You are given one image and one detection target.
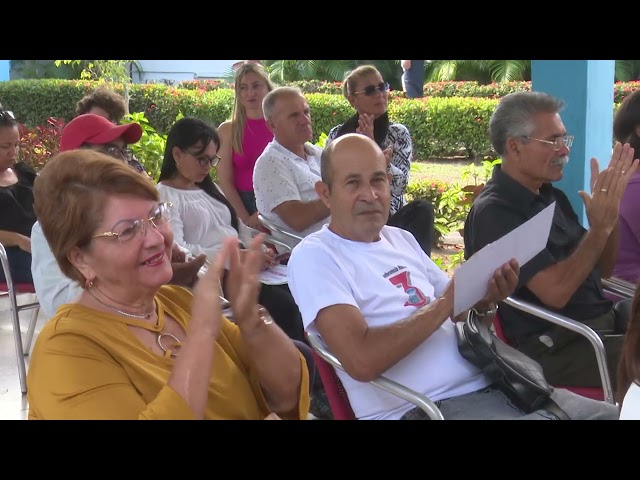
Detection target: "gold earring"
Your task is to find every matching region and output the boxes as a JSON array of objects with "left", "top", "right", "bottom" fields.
[{"left": 86, "top": 279, "right": 94, "bottom": 289}]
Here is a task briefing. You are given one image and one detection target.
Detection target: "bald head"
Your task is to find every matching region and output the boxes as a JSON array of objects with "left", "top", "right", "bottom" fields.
[
  {"left": 317, "top": 133, "right": 391, "bottom": 243},
  {"left": 321, "top": 134, "right": 385, "bottom": 190}
]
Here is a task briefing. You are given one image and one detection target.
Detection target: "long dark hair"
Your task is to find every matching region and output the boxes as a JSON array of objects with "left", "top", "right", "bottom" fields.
[
  {"left": 617, "top": 284, "right": 640, "bottom": 407},
  {"left": 159, "top": 117, "right": 239, "bottom": 231}
]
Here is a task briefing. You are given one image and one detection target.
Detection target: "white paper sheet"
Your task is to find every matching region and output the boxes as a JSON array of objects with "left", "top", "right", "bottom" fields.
[
  {"left": 258, "top": 263, "right": 289, "bottom": 285},
  {"left": 453, "top": 202, "right": 556, "bottom": 316}
]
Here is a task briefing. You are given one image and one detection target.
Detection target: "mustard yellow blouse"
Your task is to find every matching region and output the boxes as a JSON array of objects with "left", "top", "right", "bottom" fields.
[{"left": 26, "top": 285, "right": 310, "bottom": 419}]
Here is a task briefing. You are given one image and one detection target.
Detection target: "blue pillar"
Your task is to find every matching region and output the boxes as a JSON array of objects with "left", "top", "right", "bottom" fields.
[
  {"left": 531, "top": 60, "right": 615, "bottom": 226},
  {"left": 0, "top": 60, "right": 9, "bottom": 81}
]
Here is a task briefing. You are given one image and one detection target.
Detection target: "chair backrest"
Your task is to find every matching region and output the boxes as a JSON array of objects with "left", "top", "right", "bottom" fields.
[
  {"left": 493, "top": 306, "right": 606, "bottom": 402},
  {"left": 311, "top": 350, "right": 356, "bottom": 420},
  {"left": 257, "top": 213, "right": 304, "bottom": 250},
  {"left": 602, "top": 277, "right": 636, "bottom": 302}
]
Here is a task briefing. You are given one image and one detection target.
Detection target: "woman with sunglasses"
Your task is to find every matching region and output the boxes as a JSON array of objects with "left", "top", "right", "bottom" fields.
[
  {"left": 27, "top": 149, "right": 309, "bottom": 419},
  {"left": 217, "top": 62, "right": 275, "bottom": 231},
  {"left": 0, "top": 107, "right": 37, "bottom": 284},
  {"left": 157, "top": 117, "right": 308, "bottom": 345},
  {"left": 326, "top": 64, "right": 435, "bottom": 256}
]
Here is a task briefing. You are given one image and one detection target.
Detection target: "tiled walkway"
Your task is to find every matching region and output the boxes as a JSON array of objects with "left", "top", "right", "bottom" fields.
[{"left": 0, "top": 293, "right": 44, "bottom": 420}]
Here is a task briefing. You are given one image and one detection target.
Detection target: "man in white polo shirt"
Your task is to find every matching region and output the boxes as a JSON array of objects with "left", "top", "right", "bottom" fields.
[
  {"left": 253, "top": 87, "right": 330, "bottom": 244},
  {"left": 287, "top": 133, "right": 619, "bottom": 421}
]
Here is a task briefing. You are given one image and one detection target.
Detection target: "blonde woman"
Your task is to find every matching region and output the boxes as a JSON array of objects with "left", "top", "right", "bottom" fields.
[{"left": 217, "top": 62, "right": 274, "bottom": 231}]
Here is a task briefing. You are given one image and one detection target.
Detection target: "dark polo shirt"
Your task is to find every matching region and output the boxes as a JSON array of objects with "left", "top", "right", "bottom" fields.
[{"left": 463, "top": 165, "right": 612, "bottom": 342}]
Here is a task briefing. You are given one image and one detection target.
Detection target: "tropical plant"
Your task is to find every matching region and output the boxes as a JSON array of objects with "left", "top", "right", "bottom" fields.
[
  {"left": 425, "top": 60, "right": 531, "bottom": 84},
  {"left": 261, "top": 60, "right": 403, "bottom": 90},
  {"left": 18, "top": 117, "right": 66, "bottom": 172},
  {"left": 121, "top": 110, "right": 173, "bottom": 181},
  {"left": 262, "top": 60, "right": 357, "bottom": 83},
  {"left": 54, "top": 60, "right": 141, "bottom": 83},
  {"left": 615, "top": 60, "right": 640, "bottom": 82},
  {"left": 54, "top": 60, "right": 142, "bottom": 116},
  {"left": 11, "top": 60, "right": 81, "bottom": 80}
]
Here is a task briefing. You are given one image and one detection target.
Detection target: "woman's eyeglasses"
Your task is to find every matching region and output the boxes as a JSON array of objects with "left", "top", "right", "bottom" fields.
[
  {"left": 353, "top": 82, "right": 390, "bottom": 97},
  {"left": 183, "top": 149, "right": 221, "bottom": 168},
  {"left": 91, "top": 202, "right": 173, "bottom": 244}
]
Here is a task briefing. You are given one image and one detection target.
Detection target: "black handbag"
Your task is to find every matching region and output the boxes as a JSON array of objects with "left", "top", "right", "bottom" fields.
[{"left": 455, "top": 309, "right": 569, "bottom": 418}]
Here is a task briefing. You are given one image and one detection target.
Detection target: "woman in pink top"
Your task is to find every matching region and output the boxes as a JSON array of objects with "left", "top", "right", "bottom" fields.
[{"left": 218, "top": 62, "right": 274, "bottom": 230}]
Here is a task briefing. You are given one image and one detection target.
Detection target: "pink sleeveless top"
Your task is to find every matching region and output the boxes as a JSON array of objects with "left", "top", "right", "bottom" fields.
[{"left": 232, "top": 117, "right": 273, "bottom": 191}]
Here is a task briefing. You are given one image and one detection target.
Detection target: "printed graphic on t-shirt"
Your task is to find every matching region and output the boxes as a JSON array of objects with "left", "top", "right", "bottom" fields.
[{"left": 388, "top": 269, "right": 429, "bottom": 307}]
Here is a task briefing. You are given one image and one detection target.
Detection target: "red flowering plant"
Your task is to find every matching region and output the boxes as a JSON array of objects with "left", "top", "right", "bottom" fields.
[
  {"left": 18, "top": 117, "right": 66, "bottom": 172},
  {"left": 614, "top": 81, "right": 640, "bottom": 104}
]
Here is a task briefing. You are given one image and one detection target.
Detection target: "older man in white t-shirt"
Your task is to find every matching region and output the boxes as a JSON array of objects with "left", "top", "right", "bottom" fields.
[
  {"left": 253, "top": 87, "right": 330, "bottom": 245},
  {"left": 287, "top": 133, "right": 618, "bottom": 420}
]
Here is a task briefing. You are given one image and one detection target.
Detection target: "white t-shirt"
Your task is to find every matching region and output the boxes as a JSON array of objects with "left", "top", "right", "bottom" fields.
[
  {"left": 287, "top": 224, "right": 490, "bottom": 420},
  {"left": 31, "top": 220, "right": 82, "bottom": 319},
  {"left": 620, "top": 382, "right": 640, "bottom": 419},
  {"left": 253, "top": 139, "right": 329, "bottom": 239},
  {"left": 156, "top": 184, "right": 252, "bottom": 260}
]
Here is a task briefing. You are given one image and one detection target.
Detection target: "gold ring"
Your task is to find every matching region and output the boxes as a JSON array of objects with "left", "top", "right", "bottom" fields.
[
  {"left": 600, "top": 188, "right": 608, "bottom": 192},
  {"left": 258, "top": 307, "right": 274, "bottom": 325}
]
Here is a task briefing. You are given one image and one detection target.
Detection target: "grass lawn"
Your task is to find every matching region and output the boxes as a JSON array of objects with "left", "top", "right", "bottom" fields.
[
  {"left": 410, "top": 159, "right": 471, "bottom": 185},
  {"left": 411, "top": 159, "right": 474, "bottom": 275}
]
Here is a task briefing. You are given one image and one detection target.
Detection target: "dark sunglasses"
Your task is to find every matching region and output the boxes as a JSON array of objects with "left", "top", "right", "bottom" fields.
[{"left": 354, "top": 82, "right": 390, "bottom": 97}]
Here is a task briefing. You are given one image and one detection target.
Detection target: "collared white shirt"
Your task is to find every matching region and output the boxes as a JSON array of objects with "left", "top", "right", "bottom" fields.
[{"left": 253, "top": 139, "right": 329, "bottom": 240}]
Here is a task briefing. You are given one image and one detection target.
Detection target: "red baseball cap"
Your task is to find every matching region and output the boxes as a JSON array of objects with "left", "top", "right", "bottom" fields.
[{"left": 59, "top": 113, "right": 143, "bottom": 152}]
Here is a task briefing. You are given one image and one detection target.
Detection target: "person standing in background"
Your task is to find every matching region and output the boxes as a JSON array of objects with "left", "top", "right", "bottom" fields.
[
  {"left": 401, "top": 60, "right": 425, "bottom": 99},
  {"left": 217, "top": 62, "right": 275, "bottom": 231}
]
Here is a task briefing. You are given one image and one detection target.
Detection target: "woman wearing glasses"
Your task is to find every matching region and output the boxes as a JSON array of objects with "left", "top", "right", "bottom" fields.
[
  {"left": 27, "top": 149, "right": 309, "bottom": 419},
  {"left": 157, "top": 117, "right": 308, "bottom": 345},
  {"left": 0, "top": 107, "right": 37, "bottom": 284},
  {"left": 31, "top": 114, "right": 206, "bottom": 319},
  {"left": 326, "top": 65, "right": 435, "bottom": 256}
]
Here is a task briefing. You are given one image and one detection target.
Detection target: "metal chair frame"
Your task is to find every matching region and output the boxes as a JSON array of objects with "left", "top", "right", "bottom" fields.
[
  {"left": 0, "top": 242, "right": 40, "bottom": 394},
  {"left": 307, "top": 332, "right": 444, "bottom": 420}
]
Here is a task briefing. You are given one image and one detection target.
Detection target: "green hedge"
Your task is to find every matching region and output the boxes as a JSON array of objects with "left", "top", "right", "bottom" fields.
[{"left": 0, "top": 79, "right": 633, "bottom": 161}]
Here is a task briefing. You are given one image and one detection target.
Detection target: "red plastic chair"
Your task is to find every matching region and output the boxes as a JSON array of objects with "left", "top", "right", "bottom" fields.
[
  {"left": 0, "top": 242, "right": 40, "bottom": 394},
  {"left": 307, "top": 332, "right": 444, "bottom": 420},
  {"left": 311, "top": 350, "right": 356, "bottom": 420},
  {"left": 492, "top": 297, "right": 611, "bottom": 403}
]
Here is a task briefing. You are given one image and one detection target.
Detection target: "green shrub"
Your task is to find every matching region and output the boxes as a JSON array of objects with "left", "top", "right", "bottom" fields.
[
  {"left": 176, "top": 79, "right": 234, "bottom": 91},
  {"left": 390, "top": 96, "right": 496, "bottom": 159},
  {"left": 2, "top": 79, "right": 636, "bottom": 163},
  {"left": 129, "top": 83, "right": 234, "bottom": 134}
]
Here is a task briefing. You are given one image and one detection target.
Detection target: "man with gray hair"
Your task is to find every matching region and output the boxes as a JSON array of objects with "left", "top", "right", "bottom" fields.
[
  {"left": 288, "top": 132, "right": 618, "bottom": 420},
  {"left": 253, "top": 87, "right": 330, "bottom": 244},
  {"left": 464, "top": 91, "right": 639, "bottom": 389}
]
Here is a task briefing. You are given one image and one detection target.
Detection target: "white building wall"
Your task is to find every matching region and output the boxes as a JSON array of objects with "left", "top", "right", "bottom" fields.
[{"left": 134, "top": 60, "right": 243, "bottom": 83}]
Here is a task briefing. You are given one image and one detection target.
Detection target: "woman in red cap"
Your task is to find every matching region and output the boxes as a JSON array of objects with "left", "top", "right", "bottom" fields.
[{"left": 31, "top": 114, "right": 206, "bottom": 319}]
